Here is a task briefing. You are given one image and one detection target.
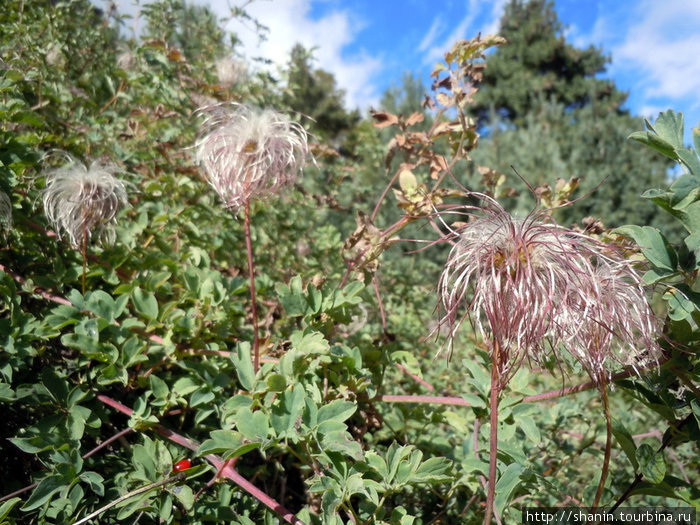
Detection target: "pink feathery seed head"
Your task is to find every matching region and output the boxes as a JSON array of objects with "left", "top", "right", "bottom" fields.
[
  {"left": 40, "top": 154, "right": 129, "bottom": 247},
  {"left": 562, "top": 261, "right": 662, "bottom": 384},
  {"left": 436, "top": 195, "right": 660, "bottom": 385},
  {"left": 194, "top": 103, "right": 310, "bottom": 211}
]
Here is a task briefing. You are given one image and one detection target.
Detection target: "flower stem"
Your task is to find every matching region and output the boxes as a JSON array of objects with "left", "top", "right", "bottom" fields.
[
  {"left": 484, "top": 343, "right": 501, "bottom": 525},
  {"left": 243, "top": 199, "right": 260, "bottom": 372},
  {"left": 593, "top": 379, "right": 612, "bottom": 508},
  {"left": 81, "top": 224, "right": 88, "bottom": 294}
]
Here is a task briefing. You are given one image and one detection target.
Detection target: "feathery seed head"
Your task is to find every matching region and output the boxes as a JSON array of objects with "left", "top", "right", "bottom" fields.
[
  {"left": 41, "top": 155, "right": 129, "bottom": 247},
  {"left": 215, "top": 57, "right": 247, "bottom": 87},
  {"left": 437, "top": 195, "right": 659, "bottom": 384},
  {"left": 194, "top": 103, "right": 309, "bottom": 210},
  {"left": 562, "top": 262, "right": 661, "bottom": 382}
]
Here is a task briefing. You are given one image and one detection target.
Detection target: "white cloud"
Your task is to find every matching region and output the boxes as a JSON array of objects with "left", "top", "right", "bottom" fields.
[
  {"left": 418, "top": 17, "right": 443, "bottom": 52},
  {"left": 220, "top": 0, "right": 382, "bottom": 110},
  {"left": 613, "top": 1, "right": 700, "bottom": 105},
  {"left": 602, "top": 0, "right": 700, "bottom": 127}
]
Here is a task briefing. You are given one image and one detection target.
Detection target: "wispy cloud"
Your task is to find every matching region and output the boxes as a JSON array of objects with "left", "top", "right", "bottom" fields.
[
  {"left": 418, "top": 16, "right": 443, "bottom": 52},
  {"left": 418, "top": 0, "right": 508, "bottom": 66},
  {"left": 223, "top": 0, "right": 382, "bottom": 110},
  {"left": 613, "top": 1, "right": 700, "bottom": 107}
]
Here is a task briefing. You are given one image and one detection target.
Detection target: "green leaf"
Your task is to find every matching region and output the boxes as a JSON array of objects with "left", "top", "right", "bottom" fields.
[
  {"left": 317, "top": 400, "right": 356, "bottom": 424},
  {"left": 636, "top": 443, "right": 666, "bottom": 484},
  {"left": 85, "top": 290, "right": 122, "bottom": 322},
  {"left": 21, "top": 474, "right": 65, "bottom": 511},
  {"left": 41, "top": 367, "right": 69, "bottom": 405},
  {"left": 460, "top": 393, "right": 486, "bottom": 409},
  {"left": 149, "top": 375, "right": 169, "bottom": 400},
  {"left": 79, "top": 471, "right": 105, "bottom": 497},
  {"left": 132, "top": 287, "right": 159, "bottom": 321},
  {"left": 518, "top": 416, "right": 540, "bottom": 444},
  {"left": 236, "top": 407, "right": 268, "bottom": 441},
  {"left": 270, "top": 385, "right": 305, "bottom": 436},
  {"left": 276, "top": 275, "right": 307, "bottom": 316},
  {"left": 0, "top": 497, "right": 21, "bottom": 521},
  {"left": 462, "top": 359, "right": 491, "bottom": 396},
  {"left": 664, "top": 286, "right": 700, "bottom": 322},
  {"left": 197, "top": 430, "right": 244, "bottom": 456},
  {"left": 172, "top": 484, "right": 194, "bottom": 511},
  {"left": 266, "top": 373, "right": 287, "bottom": 392},
  {"left": 613, "top": 225, "right": 677, "bottom": 271},
  {"left": 612, "top": 419, "right": 638, "bottom": 470},
  {"left": 677, "top": 148, "right": 700, "bottom": 177},
  {"left": 412, "top": 457, "right": 452, "bottom": 482},
  {"left": 291, "top": 330, "right": 330, "bottom": 355},
  {"left": 649, "top": 110, "right": 685, "bottom": 150},
  {"left": 494, "top": 463, "right": 524, "bottom": 516},
  {"left": 231, "top": 342, "right": 256, "bottom": 391},
  {"left": 628, "top": 130, "right": 678, "bottom": 161}
]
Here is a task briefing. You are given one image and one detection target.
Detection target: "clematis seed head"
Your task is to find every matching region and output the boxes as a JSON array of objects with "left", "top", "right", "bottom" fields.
[
  {"left": 194, "top": 103, "right": 310, "bottom": 210},
  {"left": 437, "top": 194, "right": 660, "bottom": 385},
  {"left": 40, "top": 155, "right": 129, "bottom": 247}
]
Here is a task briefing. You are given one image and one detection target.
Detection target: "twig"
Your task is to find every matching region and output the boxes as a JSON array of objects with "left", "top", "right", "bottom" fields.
[
  {"left": 609, "top": 414, "right": 693, "bottom": 512},
  {"left": 483, "top": 344, "right": 501, "bottom": 525},
  {"left": 393, "top": 364, "right": 435, "bottom": 391},
  {"left": 592, "top": 381, "right": 612, "bottom": 509},
  {"left": 242, "top": 200, "right": 260, "bottom": 372},
  {"left": 72, "top": 472, "right": 186, "bottom": 525}
]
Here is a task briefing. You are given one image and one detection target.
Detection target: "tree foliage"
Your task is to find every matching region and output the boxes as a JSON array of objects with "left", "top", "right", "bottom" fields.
[
  {"left": 471, "top": 0, "right": 624, "bottom": 125},
  {"left": 282, "top": 44, "right": 360, "bottom": 141}
]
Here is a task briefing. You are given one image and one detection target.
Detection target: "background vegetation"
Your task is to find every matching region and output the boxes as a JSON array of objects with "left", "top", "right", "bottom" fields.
[{"left": 0, "top": 0, "right": 698, "bottom": 523}]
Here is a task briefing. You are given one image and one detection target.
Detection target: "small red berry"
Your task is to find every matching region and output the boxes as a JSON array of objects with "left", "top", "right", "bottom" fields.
[{"left": 173, "top": 459, "right": 192, "bottom": 473}]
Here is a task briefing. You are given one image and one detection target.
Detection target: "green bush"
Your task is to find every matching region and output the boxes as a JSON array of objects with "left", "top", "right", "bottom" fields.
[{"left": 0, "top": 2, "right": 697, "bottom": 524}]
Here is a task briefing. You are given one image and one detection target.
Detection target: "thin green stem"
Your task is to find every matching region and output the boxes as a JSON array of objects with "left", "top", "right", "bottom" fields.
[
  {"left": 81, "top": 223, "right": 88, "bottom": 294},
  {"left": 72, "top": 473, "right": 186, "bottom": 525},
  {"left": 242, "top": 200, "right": 260, "bottom": 372}
]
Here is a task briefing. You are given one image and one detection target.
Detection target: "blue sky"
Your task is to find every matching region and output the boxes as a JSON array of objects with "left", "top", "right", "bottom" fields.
[{"left": 117, "top": 0, "right": 700, "bottom": 142}]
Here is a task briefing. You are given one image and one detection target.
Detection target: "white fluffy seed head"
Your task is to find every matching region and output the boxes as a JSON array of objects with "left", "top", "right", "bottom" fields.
[
  {"left": 215, "top": 57, "right": 247, "bottom": 87},
  {"left": 194, "top": 103, "right": 310, "bottom": 210},
  {"left": 40, "top": 155, "right": 129, "bottom": 247}
]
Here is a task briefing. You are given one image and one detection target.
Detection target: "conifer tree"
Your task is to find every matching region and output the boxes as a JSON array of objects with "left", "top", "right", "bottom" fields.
[{"left": 470, "top": 0, "right": 675, "bottom": 231}]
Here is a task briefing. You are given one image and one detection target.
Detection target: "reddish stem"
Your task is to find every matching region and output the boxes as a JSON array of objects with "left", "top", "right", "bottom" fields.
[
  {"left": 592, "top": 380, "right": 612, "bottom": 509},
  {"left": 483, "top": 347, "right": 501, "bottom": 525},
  {"left": 243, "top": 199, "right": 260, "bottom": 372}
]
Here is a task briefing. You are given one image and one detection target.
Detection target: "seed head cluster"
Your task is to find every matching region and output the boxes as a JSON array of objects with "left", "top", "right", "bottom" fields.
[
  {"left": 41, "top": 156, "right": 129, "bottom": 247},
  {"left": 437, "top": 195, "right": 660, "bottom": 385},
  {"left": 194, "top": 103, "right": 309, "bottom": 210}
]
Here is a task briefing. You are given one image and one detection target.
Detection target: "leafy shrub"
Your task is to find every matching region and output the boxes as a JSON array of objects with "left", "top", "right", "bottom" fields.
[{"left": 0, "top": 2, "right": 697, "bottom": 524}]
